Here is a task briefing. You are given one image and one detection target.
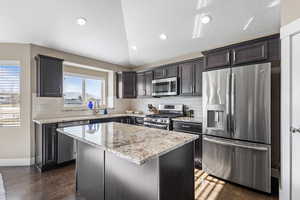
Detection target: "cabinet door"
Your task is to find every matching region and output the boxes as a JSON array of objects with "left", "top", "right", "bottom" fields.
[
  {"left": 204, "top": 49, "right": 231, "bottom": 70},
  {"left": 165, "top": 65, "right": 178, "bottom": 78},
  {"left": 116, "top": 73, "right": 123, "bottom": 98},
  {"left": 37, "top": 55, "right": 63, "bottom": 97},
  {"left": 179, "top": 62, "right": 194, "bottom": 96},
  {"left": 145, "top": 71, "right": 153, "bottom": 97},
  {"left": 194, "top": 59, "right": 204, "bottom": 96},
  {"left": 137, "top": 72, "right": 145, "bottom": 97},
  {"left": 232, "top": 41, "right": 268, "bottom": 66},
  {"left": 43, "top": 124, "right": 58, "bottom": 166},
  {"left": 122, "top": 72, "right": 136, "bottom": 98},
  {"left": 153, "top": 68, "right": 165, "bottom": 79}
]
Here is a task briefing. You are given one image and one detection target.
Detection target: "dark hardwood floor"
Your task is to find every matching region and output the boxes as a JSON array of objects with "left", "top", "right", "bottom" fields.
[{"left": 0, "top": 164, "right": 278, "bottom": 200}]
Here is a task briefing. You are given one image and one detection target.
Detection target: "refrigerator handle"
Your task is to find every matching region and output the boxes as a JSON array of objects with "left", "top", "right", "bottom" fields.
[
  {"left": 231, "top": 73, "right": 236, "bottom": 136},
  {"left": 226, "top": 72, "right": 231, "bottom": 133}
]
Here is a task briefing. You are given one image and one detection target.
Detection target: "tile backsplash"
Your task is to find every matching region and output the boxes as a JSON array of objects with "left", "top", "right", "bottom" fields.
[
  {"left": 32, "top": 94, "right": 132, "bottom": 119},
  {"left": 32, "top": 94, "right": 202, "bottom": 120},
  {"left": 130, "top": 97, "right": 203, "bottom": 119}
]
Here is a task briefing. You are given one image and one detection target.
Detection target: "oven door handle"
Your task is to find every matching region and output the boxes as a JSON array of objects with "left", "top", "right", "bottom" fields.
[{"left": 144, "top": 122, "right": 168, "bottom": 128}]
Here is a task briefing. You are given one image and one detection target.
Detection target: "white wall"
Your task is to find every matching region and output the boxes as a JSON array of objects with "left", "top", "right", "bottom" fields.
[{"left": 0, "top": 44, "right": 32, "bottom": 165}]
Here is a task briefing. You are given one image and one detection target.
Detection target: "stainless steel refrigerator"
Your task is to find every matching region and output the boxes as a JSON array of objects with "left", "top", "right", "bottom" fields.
[{"left": 202, "top": 63, "right": 271, "bottom": 193}]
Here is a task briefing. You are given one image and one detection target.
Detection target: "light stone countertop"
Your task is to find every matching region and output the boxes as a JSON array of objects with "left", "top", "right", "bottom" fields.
[
  {"left": 172, "top": 117, "right": 202, "bottom": 124},
  {"left": 33, "top": 113, "right": 146, "bottom": 124},
  {"left": 56, "top": 122, "right": 198, "bottom": 165}
]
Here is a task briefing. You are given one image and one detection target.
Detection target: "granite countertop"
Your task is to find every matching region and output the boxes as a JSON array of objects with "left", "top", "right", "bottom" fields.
[
  {"left": 33, "top": 113, "right": 146, "bottom": 124},
  {"left": 173, "top": 117, "right": 202, "bottom": 123},
  {"left": 56, "top": 122, "right": 198, "bottom": 165}
]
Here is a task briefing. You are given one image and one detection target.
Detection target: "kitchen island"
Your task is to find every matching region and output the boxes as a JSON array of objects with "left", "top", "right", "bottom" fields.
[{"left": 57, "top": 122, "right": 198, "bottom": 200}]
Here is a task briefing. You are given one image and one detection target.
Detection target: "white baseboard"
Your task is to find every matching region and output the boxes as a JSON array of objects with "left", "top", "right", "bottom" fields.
[{"left": 0, "top": 157, "right": 35, "bottom": 167}]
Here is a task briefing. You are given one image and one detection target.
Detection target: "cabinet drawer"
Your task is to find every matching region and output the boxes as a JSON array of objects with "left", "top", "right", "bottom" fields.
[
  {"left": 203, "top": 135, "right": 271, "bottom": 193},
  {"left": 173, "top": 121, "right": 202, "bottom": 134},
  {"left": 232, "top": 41, "right": 268, "bottom": 65},
  {"left": 204, "top": 49, "right": 231, "bottom": 70}
]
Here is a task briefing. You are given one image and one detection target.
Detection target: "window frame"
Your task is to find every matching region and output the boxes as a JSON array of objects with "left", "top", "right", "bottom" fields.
[{"left": 63, "top": 72, "right": 106, "bottom": 109}]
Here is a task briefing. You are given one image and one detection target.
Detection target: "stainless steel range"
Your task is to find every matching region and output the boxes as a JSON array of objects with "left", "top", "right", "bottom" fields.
[{"left": 144, "top": 104, "right": 184, "bottom": 130}]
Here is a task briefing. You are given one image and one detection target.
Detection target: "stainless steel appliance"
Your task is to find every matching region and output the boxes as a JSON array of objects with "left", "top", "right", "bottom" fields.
[
  {"left": 144, "top": 104, "right": 184, "bottom": 130},
  {"left": 152, "top": 77, "right": 178, "bottom": 97},
  {"left": 202, "top": 63, "right": 271, "bottom": 193},
  {"left": 57, "top": 120, "right": 90, "bottom": 164}
]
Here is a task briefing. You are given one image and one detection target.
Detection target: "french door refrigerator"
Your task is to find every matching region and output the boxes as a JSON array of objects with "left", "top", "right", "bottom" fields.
[{"left": 202, "top": 63, "right": 271, "bottom": 193}]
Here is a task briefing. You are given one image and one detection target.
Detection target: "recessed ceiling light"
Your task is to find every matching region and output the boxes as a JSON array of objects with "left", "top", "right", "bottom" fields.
[
  {"left": 159, "top": 34, "right": 168, "bottom": 40},
  {"left": 131, "top": 46, "right": 137, "bottom": 51},
  {"left": 77, "top": 17, "right": 87, "bottom": 26},
  {"left": 200, "top": 15, "right": 211, "bottom": 24}
]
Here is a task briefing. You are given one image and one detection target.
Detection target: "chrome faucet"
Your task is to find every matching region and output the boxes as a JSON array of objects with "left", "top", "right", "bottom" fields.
[{"left": 92, "top": 100, "right": 100, "bottom": 115}]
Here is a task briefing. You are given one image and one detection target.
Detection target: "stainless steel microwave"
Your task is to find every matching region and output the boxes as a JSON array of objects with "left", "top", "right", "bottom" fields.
[{"left": 152, "top": 77, "right": 178, "bottom": 97}]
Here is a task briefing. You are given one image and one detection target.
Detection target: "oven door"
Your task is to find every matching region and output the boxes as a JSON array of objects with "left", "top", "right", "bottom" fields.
[{"left": 152, "top": 77, "right": 177, "bottom": 97}]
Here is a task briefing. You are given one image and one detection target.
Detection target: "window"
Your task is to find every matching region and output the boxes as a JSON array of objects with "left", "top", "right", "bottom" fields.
[
  {"left": 63, "top": 74, "right": 105, "bottom": 107},
  {"left": 0, "top": 64, "right": 21, "bottom": 127}
]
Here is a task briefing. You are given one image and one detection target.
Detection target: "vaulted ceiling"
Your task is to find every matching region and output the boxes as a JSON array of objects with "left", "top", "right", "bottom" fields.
[{"left": 0, "top": 0, "right": 280, "bottom": 67}]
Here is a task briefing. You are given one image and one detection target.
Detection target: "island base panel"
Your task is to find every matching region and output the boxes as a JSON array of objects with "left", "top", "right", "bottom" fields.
[
  {"left": 159, "top": 142, "right": 195, "bottom": 200},
  {"left": 105, "top": 152, "right": 159, "bottom": 200},
  {"left": 76, "top": 141, "right": 195, "bottom": 200},
  {"left": 76, "top": 141, "right": 105, "bottom": 200}
]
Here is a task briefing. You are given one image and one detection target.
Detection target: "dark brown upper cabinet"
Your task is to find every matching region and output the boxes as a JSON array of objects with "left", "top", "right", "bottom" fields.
[
  {"left": 145, "top": 71, "right": 153, "bottom": 97},
  {"left": 116, "top": 71, "right": 136, "bottom": 98},
  {"left": 36, "top": 55, "right": 64, "bottom": 97},
  {"left": 137, "top": 72, "right": 145, "bottom": 97},
  {"left": 179, "top": 59, "right": 204, "bottom": 96},
  {"left": 179, "top": 62, "right": 194, "bottom": 96},
  {"left": 137, "top": 71, "right": 153, "bottom": 98},
  {"left": 232, "top": 41, "right": 268, "bottom": 66},
  {"left": 194, "top": 60, "right": 204, "bottom": 96},
  {"left": 203, "top": 49, "right": 231, "bottom": 71},
  {"left": 153, "top": 65, "right": 178, "bottom": 79},
  {"left": 202, "top": 34, "right": 280, "bottom": 71}
]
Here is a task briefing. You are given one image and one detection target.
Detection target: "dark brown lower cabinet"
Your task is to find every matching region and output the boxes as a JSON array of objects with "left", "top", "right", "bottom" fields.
[
  {"left": 173, "top": 121, "right": 202, "bottom": 169},
  {"left": 44, "top": 124, "right": 58, "bottom": 167},
  {"left": 35, "top": 123, "right": 58, "bottom": 171}
]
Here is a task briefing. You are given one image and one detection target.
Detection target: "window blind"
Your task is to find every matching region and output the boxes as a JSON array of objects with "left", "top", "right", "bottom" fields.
[{"left": 0, "top": 65, "right": 20, "bottom": 126}]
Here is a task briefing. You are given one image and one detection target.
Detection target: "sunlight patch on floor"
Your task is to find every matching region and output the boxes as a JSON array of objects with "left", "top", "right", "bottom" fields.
[{"left": 195, "top": 169, "right": 226, "bottom": 200}]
